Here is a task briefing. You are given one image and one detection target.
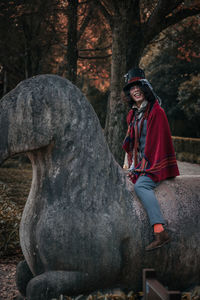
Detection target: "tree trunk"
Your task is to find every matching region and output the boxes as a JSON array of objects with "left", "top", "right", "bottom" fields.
[
  {"left": 65, "top": 0, "right": 78, "bottom": 84},
  {"left": 104, "top": 15, "right": 128, "bottom": 166},
  {"left": 104, "top": 3, "right": 144, "bottom": 166},
  {"left": 24, "top": 40, "right": 33, "bottom": 78},
  {"left": 3, "top": 69, "right": 7, "bottom": 95}
]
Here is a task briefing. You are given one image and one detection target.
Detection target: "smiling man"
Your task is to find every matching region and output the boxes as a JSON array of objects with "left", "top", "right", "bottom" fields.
[
  {"left": 122, "top": 68, "right": 179, "bottom": 251},
  {"left": 130, "top": 85, "right": 145, "bottom": 107}
]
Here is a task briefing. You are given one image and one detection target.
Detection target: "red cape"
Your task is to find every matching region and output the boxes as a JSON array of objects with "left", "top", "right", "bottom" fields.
[{"left": 123, "top": 101, "right": 180, "bottom": 183}]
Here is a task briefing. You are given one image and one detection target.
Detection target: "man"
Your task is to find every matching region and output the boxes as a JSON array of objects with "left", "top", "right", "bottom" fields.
[{"left": 122, "top": 68, "right": 179, "bottom": 251}]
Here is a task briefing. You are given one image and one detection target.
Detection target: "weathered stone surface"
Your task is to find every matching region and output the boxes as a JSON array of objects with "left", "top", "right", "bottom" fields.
[{"left": 0, "top": 75, "right": 200, "bottom": 299}]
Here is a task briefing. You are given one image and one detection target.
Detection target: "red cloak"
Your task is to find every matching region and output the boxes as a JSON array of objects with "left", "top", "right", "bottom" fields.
[{"left": 123, "top": 101, "right": 180, "bottom": 183}]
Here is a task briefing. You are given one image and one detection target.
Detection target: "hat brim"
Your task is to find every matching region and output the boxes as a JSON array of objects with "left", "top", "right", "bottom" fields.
[{"left": 123, "top": 80, "right": 142, "bottom": 92}]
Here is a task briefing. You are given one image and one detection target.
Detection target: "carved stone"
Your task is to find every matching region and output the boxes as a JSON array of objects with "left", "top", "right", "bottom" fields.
[{"left": 0, "top": 75, "right": 199, "bottom": 300}]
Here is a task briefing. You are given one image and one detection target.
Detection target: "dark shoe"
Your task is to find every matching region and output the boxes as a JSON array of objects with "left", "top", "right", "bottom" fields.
[{"left": 145, "top": 230, "right": 170, "bottom": 251}]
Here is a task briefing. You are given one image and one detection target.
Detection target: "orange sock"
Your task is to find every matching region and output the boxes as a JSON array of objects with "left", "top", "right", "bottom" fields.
[{"left": 154, "top": 223, "right": 164, "bottom": 233}]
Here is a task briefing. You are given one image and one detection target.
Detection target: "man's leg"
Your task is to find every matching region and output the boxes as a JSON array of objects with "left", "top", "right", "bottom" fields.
[
  {"left": 134, "top": 175, "right": 165, "bottom": 226},
  {"left": 134, "top": 175, "right": 170, "bottom": 250}
]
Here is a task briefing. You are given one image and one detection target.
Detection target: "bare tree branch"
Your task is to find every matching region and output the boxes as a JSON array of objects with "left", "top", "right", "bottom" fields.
[
  {"left": 77, "top": 8, "right": 92, "bottom": 41},
  {"left": 144, "top": 1, "right": 200, "bottom": 44},
  {"left": 79, "top": 44, "right": 112, "bottom": 51},
  {"left": 78, "top": 1, "right": 91, "bottom": 5},
  {"left": 93, "top": 0, "right": 113, "bottom": 28},
  {"left": 162, "top": 7, "right": 200, "bottom": 30},
  {"left": 59, "top": 43, "right": 67, "bottom": 50},
  {"left": 78, "top": 54, "right": 112, "bottom": 59},
  {"left": 146, "top": 0, "right": 183, "bottom": 29},
  {"left": 101, "top": 0, "right": 119, "bottom": 16}
]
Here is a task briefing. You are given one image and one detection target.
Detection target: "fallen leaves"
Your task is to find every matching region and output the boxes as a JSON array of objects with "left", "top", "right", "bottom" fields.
[
  {"left": 0, "top": 158, "right": 32, "bottom": 256},
  {"left": 0, "top": 253, "right": 23, "bottom": 300}
]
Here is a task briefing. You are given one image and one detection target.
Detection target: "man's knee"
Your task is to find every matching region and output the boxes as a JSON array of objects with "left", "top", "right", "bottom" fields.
[
  {"left": 134, "top": 176, "right": 153, "bottom": 196},
  {"left": 134, "top": 179, "right": 144, "bottom": 196}
]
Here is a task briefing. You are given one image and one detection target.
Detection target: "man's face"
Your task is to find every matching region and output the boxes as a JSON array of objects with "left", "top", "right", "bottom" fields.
[{"left": 130, "top": 84, "right": 145, "bottom": 107}]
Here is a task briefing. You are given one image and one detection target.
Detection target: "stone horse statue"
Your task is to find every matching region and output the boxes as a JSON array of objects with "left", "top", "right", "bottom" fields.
[{"left": 0, "top": 75, "right": 199, "bottom": 300}]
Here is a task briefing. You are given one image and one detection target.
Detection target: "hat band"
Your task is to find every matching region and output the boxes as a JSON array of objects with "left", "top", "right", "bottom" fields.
[{"left": 128, "top": 77, "right": 144, "bottom": 84}]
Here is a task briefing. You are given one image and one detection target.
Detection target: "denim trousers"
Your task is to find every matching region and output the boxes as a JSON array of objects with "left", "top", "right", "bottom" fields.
[{"left": 134, "top": 175, "right": 165, "bottom": 226}]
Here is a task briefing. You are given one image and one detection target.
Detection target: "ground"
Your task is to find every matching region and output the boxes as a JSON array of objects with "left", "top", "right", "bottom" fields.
[
  {"left": 177, "top": 160, "right": 200, "bottom": 176},
  {"left": 0, "top": 252, "right": 24, "bottom": 300},
  {"left": 0, "top": 158, "right": 199, "bottom": 300}
]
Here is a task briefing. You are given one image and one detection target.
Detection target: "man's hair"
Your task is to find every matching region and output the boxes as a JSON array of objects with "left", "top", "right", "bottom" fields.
[{"left": 122, "top": 81, "right": 156, "bottom": 108}]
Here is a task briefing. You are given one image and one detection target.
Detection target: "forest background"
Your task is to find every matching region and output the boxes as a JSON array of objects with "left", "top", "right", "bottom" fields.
[{"left": 0, "top": 0, "right": 200, "bottom": 165}]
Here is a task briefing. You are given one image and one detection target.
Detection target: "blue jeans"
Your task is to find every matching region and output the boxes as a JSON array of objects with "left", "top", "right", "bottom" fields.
[{"left": 134, "top": 175, "right": 165, "bottom": 226}]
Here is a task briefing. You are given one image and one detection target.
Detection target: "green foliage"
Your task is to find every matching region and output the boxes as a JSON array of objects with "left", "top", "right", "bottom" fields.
[
  {"left": 178, "top": 74, "right": 200, "bottom": 120},
  {"left": 143, "top": 17, "right": 200, "bottom": 138}
]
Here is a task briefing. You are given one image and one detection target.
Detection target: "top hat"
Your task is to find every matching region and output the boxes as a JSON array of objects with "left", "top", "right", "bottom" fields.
[{"left": 123, "top": 68, "right": 145, "bottom": 92}]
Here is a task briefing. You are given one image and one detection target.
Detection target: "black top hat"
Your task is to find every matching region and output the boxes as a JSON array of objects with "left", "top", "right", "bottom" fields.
[{"left": 123, "top": 68, "right": 145, "bottom": 92}]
